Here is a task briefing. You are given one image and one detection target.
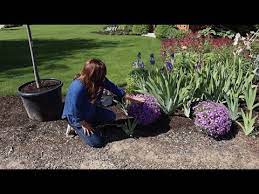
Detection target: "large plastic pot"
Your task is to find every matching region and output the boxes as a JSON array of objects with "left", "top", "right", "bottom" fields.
[{"left": 18, "top": 78, "right": 63, "bottom": 121}]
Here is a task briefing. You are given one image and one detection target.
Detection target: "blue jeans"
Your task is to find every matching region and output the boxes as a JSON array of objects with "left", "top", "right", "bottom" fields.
[{"left": 67, "top": 106, "right": 116, "bottom": 148}]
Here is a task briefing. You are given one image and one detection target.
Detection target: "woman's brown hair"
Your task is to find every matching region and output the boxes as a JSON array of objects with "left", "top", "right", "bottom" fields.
[{"left": 75, "top": 58, "right": 107, "bottom": 102}]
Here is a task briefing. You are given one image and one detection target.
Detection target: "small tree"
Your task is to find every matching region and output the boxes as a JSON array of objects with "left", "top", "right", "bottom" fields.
[{"left": 26, "top": 25, "right": 40, "bottom": 88}]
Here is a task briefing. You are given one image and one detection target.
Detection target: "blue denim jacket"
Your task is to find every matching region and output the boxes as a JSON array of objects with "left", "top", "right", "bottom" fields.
[{"left": 62, "top": 78, "right": 125, "bottom": 127}]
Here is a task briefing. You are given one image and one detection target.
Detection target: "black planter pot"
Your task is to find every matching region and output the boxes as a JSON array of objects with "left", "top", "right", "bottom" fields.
[{"left": 18, "top": 78, "right": 63, "bottom": 122}]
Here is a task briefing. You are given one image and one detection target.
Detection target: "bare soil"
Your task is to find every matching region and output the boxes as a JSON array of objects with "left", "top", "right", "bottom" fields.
[
  {"left": 20, "top": 80, "right": 61, "bottom": 93},
  {"left": 0, "top": 96, "right": 258, "bottom": 169}
]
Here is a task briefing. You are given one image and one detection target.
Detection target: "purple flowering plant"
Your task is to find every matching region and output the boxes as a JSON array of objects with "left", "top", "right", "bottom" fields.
[
  {"left": 165, "top": 60, "right": 173, "bottom": 72},
  {"left": 127, "top": 94, "right": 161, "bottom": 125},
  {"left": 150, "top": 53, "right": 155, "bottom": 65},
  {"left": 160, "top": 49, "right": 175, "bottom": 73},
  {"left": 193, "top": 101, "right": 232, "bottom": 138},
  {"left": 132, "top": 52, "right": 145, "bottom": 68}
]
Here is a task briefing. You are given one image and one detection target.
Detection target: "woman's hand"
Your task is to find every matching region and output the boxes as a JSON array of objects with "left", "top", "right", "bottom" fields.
[
  {"left": 124, "top": 94, "right": 145, "bottom": 103},
  {"left": 80, "top": 121, "right": 95, "bottom": 136}
]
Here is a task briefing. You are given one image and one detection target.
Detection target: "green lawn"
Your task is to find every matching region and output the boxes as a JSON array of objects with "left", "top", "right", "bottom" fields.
[{"left": 0, "top": 25, "right": 161, "bottom": 95}]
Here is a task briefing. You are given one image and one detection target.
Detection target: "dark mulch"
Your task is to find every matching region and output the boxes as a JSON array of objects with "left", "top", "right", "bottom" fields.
[
  {"left": 19, "top": 80, "right": 61, "bottom": 93},
  {"left": 0, "top": 96, "right": 258, "bottom": 169}
]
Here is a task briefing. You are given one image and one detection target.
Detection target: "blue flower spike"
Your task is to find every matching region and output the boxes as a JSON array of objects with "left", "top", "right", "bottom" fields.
[
  {"left": 150, "top": 53, "right": 155, "bottom": 65},
  {"left": 165, "top": 61, "right": 173, "bottom": 72}
]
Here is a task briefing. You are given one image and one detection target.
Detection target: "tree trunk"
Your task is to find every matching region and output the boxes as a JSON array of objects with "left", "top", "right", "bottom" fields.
[{"left": 26, "top": 25, "right": 40, "bottom": 88}]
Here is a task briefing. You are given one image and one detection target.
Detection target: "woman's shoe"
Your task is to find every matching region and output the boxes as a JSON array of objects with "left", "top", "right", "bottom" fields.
[{"left": 65, "top": 124, "right": 77, "bottom": 138}]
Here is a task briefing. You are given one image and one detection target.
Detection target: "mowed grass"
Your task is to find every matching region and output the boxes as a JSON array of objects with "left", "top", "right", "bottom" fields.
[{"left": 0, "top": 25, "right": 161, "bottom": 95}]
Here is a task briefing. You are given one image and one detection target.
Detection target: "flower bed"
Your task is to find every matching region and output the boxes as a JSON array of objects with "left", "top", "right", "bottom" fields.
[
  {"left": 161, "top": 32, "right": 233, "bottom": 54},
  {"left": 122, "top": 41, "right": 258, "bottom": 138}
]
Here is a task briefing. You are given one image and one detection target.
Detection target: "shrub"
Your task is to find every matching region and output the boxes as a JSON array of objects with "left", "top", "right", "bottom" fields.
[
  {"left": 3, "top": 24, "right": 23, "bottom": 28},
  {"left": 132, "top": 25, "right": 150, "bottom": 35},
  {"left": 155, "top": 25, "right": 186, "bottom": 39},
  {"left": 210, "top": 37, "right": 233, "bottom": 48},
  {"left": 193, "top": 101, "right": 232, "bottom": 138},
  {"left": 103, "top": 25, "right": 118, "bottom": 33},
  {"left": 118, "top": 25, "right": 133, "bottom": 31},
  {"left": 117, "top": 25, "right": 133, "bottom": 34},
  {"left": 128, "top": 94, "right": 161, "bottom": 125},
  {"left": 162, "top": 32, "right": 205, "bottom": 53},
  {"left": 161, "top": 32, "right": 233, "bottom": 53},
  {"left": 102, "top": 25, "right": 133, "bottom": 35},
  {"left": 198, "top": 27, "right": 217, "bottom": 37}
]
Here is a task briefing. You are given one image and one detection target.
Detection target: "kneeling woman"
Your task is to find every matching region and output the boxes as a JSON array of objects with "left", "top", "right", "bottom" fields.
[{"left": 62, "top": 58, "right": 143, "bottom": 148}]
